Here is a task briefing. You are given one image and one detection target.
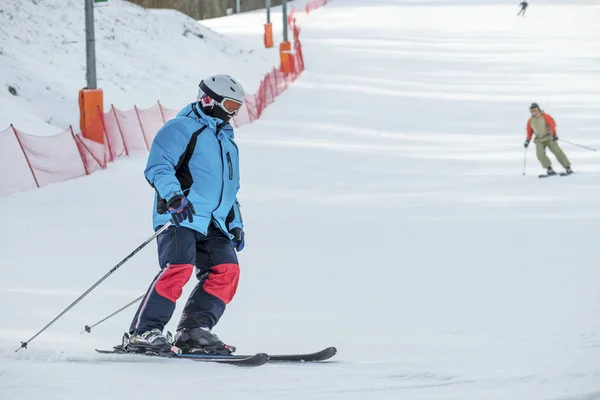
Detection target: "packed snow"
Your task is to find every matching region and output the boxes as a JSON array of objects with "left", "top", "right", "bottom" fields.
[{"left": 1, "top": 0, "right": 600, "bottom": 399}]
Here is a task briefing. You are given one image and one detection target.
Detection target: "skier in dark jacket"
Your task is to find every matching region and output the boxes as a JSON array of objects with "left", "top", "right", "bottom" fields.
[
  {"left": 517, "top": 1, "right": 528, "bottom": 16},
  {"left": 127, "top": 74, "right": 246, "bottom": 355}
]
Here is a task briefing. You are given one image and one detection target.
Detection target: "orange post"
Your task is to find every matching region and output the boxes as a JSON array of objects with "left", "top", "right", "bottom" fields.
[
  {"left": 264, "top": 23, "right": 273, "bottom": 48},
  {"left": 279, "top": 41, "right": 295, "bottom": 74},
  {"left": 78, "top": 88, "right": 104, "bottom": 144}
]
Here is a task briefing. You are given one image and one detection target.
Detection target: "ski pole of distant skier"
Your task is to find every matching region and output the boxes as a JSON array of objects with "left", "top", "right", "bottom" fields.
[
  {"left": 560, "top": 139, "right": 596, "bottom": 152},
  {"left": 522, "top": 147, "right": 528, "bottom": 175},
  {"left": 16, "top": 221, "right": 172, "bottom": 352},
  {"left": 80, "top": 295, "right": 144, "bottom": 334}
]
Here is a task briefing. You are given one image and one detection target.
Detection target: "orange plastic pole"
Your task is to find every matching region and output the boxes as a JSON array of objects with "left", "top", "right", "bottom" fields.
[
  {"left": 264, "top": 23, "right": 273, "bottom": 48},
  {"left": 280, "top": 41, "right": 295, "bottom": 74},
  {"left": 78, "top": 88, "right": 104, "bottom": 144}
]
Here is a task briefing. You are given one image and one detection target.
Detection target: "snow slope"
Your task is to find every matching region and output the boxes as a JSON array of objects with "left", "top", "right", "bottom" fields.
[
  {"left": 0, "top": 0, "right": 280, "bottom": 134},
  {"left": 2, "top": 1, "right": 600, "bottom": 399}
]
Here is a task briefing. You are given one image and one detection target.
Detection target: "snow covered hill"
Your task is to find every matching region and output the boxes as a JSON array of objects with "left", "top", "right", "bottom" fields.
[
  {"left": 0, "top": 0, "right": 281, "bottom": 134},
  {"left": 1, "top": 1, "right": 600, "bottom": 399}
]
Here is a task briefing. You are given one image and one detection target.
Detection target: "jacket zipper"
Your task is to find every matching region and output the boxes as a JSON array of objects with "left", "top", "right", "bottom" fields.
[
  {"left": 226, "top": 152, "right": 233, "bottom": 180},
  {"left": 212, "top": 136, "right": 226, "bottom": 222}
]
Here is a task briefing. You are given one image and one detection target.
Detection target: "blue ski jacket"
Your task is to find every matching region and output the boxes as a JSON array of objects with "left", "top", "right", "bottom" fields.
[{"left": 144, "top": 102, "right": 243, "bottom": 238}]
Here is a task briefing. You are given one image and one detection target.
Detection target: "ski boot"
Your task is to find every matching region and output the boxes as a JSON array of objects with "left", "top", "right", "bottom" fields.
[
  {"left": 126, "top": 329, "right": 174, "bottom": 354},
  {"left": 174, "top": 327, "right": 236, "bottom": 355},
  {"left": 546, "top": 167, "right": 557, "bottom": 176},
  {"left": 564, "top": 167, "right": 573, "bottom": 175}
]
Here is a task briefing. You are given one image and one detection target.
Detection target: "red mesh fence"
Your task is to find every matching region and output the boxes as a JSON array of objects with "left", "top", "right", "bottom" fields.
[
  {"left": 78, "top": 117, "right": 108, "bottom": 172},
  {"left": 101, "top": 107, "right": 128, "bottom": 161},
  {"left": 13, "top": 127, "right": 87, "bottom": 188},
  {"left": 232, "top": 14, "right": 305, "bottom": 127},
  {"left": 306, "top": 0, "right": 329, "bottom": 13},
  {"left": 0, "top": 127, "right": 39, "bottom": 195},
  {"left": 111, "top": 106, "right": 149, "bottom": 155},
  {"left": 0, "top": 4, "right": 323, "bottom": 197},
  {"left": 159, "top": 102, "right": 179, "bottom": 123},
  {"left": 136, "top": 103, "right": 167, "bottom": 146}
]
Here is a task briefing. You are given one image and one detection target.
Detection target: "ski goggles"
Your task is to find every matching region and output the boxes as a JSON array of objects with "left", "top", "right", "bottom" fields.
[
  {"left": 530, "top": 108, "right": 540, "bottom": 114},
  {"left": 219, "top": 98, "right": 243, "bottom": 116}
]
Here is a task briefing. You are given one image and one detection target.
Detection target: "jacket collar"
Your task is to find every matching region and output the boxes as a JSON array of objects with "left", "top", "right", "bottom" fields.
[{"left": 177, "top": 102, "right": 234, "bottom": 139}]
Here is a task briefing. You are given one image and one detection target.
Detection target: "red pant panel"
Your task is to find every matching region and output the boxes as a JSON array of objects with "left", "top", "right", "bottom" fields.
[
  {"left": 155, "top": 263, "right": 194, "bottom": 302},
  {"left": 202, "top": 263, "right": 240, "bottom": 304}
]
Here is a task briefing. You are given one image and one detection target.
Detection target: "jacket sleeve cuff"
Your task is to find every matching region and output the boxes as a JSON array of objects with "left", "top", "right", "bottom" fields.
[{"left": 163, "top": 189, "right": 184, "bottom": 202}]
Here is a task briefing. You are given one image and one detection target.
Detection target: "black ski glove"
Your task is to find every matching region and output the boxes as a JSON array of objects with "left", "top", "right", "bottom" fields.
[
  {"left": 524, "top": 140, "right": 530, "bottom": 148},
  {"left": 230, "top": 227, "right": 245, "bottom": 252},
  {"left": 552, "top": 135, "right": 559, "bottom": 141},
  {"left": 167, "top": 195, "right": 195, "bottom": 227}
]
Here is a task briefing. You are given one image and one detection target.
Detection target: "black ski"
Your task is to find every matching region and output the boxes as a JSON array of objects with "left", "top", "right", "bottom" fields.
[
  {"left": 96, "top": 334, "right": 335, "bottom": 365},
  {"left": 95, "top": 347, "right": 337, "bottom": 364},
  {"left": 95, "top": 347, "right": 269, "bottom": 367},
  {"left": 539, "top": 171, "right": 574, "bottom": 178},
  {"left": 267, "top": 346, "right": 337, "bottom": 362},
  {"left": 178, "top": 346, "right": 337, "bottom": 363}
]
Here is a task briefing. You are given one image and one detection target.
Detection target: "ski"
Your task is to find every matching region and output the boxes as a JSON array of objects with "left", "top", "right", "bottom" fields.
[
  {"left": 95, "top": 346, "right": 337, "bottom": 365},
  {"left": 95, "top": 347, "right": 269, "bottom": 367},
  {"left": 539, "top": 171, "right": 574, "bottom": 178},
  {"left": 267, "top": 346, "right": 337, "bottom": 362},
  {"left": 96, "top": 333, "right": 335, "bottom": 365}
]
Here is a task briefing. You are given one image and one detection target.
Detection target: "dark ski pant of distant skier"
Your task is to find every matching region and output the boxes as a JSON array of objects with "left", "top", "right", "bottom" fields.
[
  {"left": 130, "top": 224, "right": 240, "bottom": 334},
  {"left": 517, "top": 7, "right": 527, "bottom": 16}
]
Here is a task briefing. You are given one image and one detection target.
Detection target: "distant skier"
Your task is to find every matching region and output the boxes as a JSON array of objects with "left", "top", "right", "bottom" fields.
[
  {"left": 517, "top": 1, "right": 528, "bottom": 16},
  {"left": 127, "top": 74, "right": 246, "bottom": 355},
  {"left": 523, "top": 103, "right": 573, "bottom": 176}
]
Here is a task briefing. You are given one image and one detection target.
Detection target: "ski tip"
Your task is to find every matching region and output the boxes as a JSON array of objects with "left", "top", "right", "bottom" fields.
[
  {"left": 320, "top": 346, "right": 338, "bottom": 359},
  {"left": 267, "top": 346, "right": 338, "bottom": 363}
]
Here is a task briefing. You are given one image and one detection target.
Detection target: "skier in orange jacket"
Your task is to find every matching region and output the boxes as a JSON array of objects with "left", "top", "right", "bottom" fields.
[{"left": 524, "top": 103, "right": 572, "bottom": 176}]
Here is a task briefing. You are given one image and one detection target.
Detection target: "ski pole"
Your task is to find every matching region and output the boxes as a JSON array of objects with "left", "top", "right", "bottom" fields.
[
  {"left": 16, "top": 221, "right": 172, "bottom": 352},
  {"left": 560, "top": 139, "right": 596, "bottom": 152},
  {"left": 80, "top": 295, "right": 144, "bottom": 334},
  {"left": 522, "top": 147, "right": 528, "bottom": 175}
]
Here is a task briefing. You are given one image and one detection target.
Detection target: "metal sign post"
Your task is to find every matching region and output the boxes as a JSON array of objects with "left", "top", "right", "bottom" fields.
[
  {"left": 266, "top": 0, "right": 271, "bottom": 23},
  {"left": 84, "top": 0, "right": 97, "bottom": 89},
  {"left": 282, "top": 0, "right": 288, "bottom": 42}
]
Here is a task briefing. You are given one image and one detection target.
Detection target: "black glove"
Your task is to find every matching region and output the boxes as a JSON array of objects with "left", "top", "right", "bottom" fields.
[
  {"left": 167, "top": 195, "right": 195, "bottom": 227},
  {"left": 552, "top": 135, "right": 559, "bottom": 141},
  {"left": 230, "top": 227, "right": 245, "bottom": 252},
  {"left": 524, "top": 140, "right": 530, "bottom": 148}
]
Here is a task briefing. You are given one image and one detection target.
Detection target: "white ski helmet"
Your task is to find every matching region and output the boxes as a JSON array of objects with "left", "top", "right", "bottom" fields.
[{"left": 197, "top": 74, "right": 245, "bottom": 122}]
